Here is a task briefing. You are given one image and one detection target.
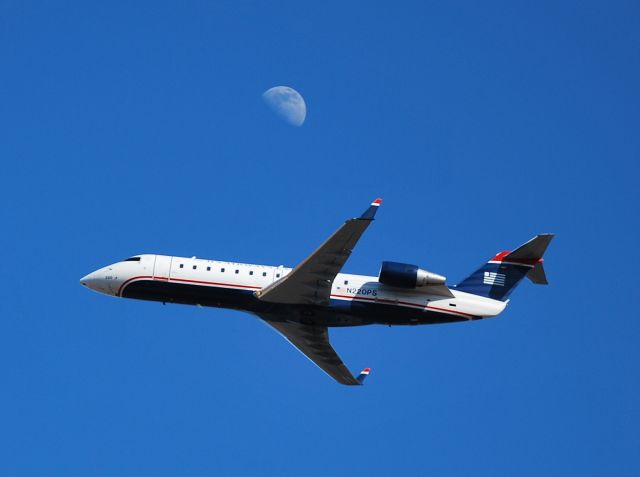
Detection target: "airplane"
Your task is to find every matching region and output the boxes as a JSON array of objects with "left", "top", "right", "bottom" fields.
[{"left": 80, "top": 199, "right": 554, "bottom": 385}]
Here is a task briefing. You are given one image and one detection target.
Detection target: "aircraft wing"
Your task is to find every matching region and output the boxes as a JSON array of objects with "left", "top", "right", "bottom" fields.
[
  {"left": 260, "top": 318, "right": 367, "bottom": 385},
  {"left": 255, "top": 198, "right": 382, "bottom": 306}
]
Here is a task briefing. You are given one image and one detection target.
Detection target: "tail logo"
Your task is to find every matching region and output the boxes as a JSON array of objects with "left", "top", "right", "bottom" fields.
[{"left": 483, "top": 271, "right": 506, "bottom": 286}]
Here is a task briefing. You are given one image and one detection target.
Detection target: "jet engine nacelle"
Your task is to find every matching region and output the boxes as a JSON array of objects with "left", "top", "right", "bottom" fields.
[{"left": 379, "top": 261, "right": 446, "bottom": 289}]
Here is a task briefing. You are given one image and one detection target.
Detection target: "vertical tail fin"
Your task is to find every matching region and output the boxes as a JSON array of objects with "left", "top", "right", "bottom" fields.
[{"left": 455, "top": 234, "right": 554, "bottom": 301}]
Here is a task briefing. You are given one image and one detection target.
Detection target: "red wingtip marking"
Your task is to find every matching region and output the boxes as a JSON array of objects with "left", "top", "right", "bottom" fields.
[
  {"left": 362, "top": 368, "right": 371, "bottom": 373},
  {"left": 373, "top": 198, "right": 383, "bottom": 205}
]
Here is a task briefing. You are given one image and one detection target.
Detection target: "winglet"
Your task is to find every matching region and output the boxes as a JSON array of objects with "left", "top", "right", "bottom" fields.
[
  {"left": 356, "top": 367, "right": 371, "bottom": 384},
  {"left": 359, "top": 198, "right": 383, "bottom": 220}
]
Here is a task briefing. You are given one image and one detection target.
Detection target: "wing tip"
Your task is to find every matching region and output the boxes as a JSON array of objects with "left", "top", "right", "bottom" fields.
[
  {"left": 360, "top": 198, "right": 383, "bottom": 220},
  {"left": 357, "top": 367, "right": 371, "bottom": 384}
]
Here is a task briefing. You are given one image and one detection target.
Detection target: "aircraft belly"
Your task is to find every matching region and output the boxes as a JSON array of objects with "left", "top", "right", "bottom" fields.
[
  {"left": 332, "top": 299, "right": 470, "bottom": 326},
  {"left": 120, "top": 280, "right": 475, "bottom": 326}
]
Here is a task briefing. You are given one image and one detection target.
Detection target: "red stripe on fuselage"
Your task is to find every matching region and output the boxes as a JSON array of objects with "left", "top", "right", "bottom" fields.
[
  {"left": 165, "top": 277, "right": 260, "bottom": 289},
  {"left": 117, "top": 275, "right": 260, "bottom": 296},
  {"left": 118, "top": 276, "right": 475, "bottom": 318}
]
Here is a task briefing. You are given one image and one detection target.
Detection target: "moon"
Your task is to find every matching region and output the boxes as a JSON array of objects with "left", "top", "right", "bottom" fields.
[{"left": 262, "top": 86, "right": 307, "bottom": 126}]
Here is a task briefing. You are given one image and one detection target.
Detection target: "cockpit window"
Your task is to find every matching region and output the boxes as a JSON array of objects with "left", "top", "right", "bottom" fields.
[{"left": 124, "top": 257, "right": 141, "bottom": 262}]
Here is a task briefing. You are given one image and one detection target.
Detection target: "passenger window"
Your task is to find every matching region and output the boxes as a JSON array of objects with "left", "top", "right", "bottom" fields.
[
  {"left": 235, "top": 270, "right": 239, "bottom": 274},
  {"left": 193, "top": 265, "right": 197, "bottom": 270},
  {"left": 221, "top": 268, "right": 225, "bottom": 273},
  {"left": 249, "top": 271, "right": 254, "bottom": 275},
  {"left": 179, "top": 264, "right": 184, "bottom": 269},
  {"left": 207, "top": 266, "right": 211, "bottom": 271},
  {"left": 276, "top": 273, "right": 280, "bottom": 278},
  {"left": 262, "top": 272, "right": 267, "bottom": 277},
  {"left": 344, "top": 280, "right": 348, "bottom": 285}
]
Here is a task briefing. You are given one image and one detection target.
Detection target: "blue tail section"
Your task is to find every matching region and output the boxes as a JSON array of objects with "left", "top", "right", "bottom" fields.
[
  {"left": 455, "top": 234, "right": 554, "bottom": 301},
  {"left": 455, "top": 261, "right": 531, "bottom": 301}
]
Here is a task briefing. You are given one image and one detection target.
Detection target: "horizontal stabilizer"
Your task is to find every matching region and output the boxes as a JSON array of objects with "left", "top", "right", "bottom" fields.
[{"left": 506, "top": 234, "right": 555, "bottom": 262}]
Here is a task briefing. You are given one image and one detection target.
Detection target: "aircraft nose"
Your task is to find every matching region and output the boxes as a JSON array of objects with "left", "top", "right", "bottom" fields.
[
  {"left": 80, "top": 265, "right": 121, "bottom": 296},
  {"left": 80, "top": 269, "right": 114, "bottom": 295},
  {"left": 80, "top": 271, "right": 99, "bottom": 289}
]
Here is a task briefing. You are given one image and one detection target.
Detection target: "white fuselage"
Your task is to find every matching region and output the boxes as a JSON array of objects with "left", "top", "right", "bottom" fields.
[{"left": 81, "top": 254, "right": 507, "bottom": 323}]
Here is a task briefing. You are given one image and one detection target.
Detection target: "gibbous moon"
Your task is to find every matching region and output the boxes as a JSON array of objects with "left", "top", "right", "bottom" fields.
[{"left": 262, "top": 86, "right": 307, "bottom": 126}]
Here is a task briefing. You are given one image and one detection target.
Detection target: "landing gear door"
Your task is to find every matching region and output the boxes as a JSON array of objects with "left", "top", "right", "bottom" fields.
[{"left": 153, "top": 255, "right": 172, "bottom": 279}]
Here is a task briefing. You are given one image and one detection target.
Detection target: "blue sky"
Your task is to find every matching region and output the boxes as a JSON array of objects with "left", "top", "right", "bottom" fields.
[{"left": 1, "top": 1, "right": 639, "bottom": 475}]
